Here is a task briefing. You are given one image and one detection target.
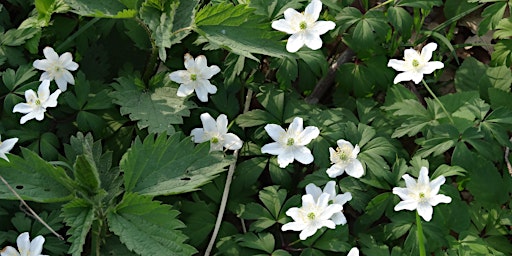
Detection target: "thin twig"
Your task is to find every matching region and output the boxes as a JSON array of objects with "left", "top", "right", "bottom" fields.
[
  {"left": 204, "top": 89, "right": 253, "bottom": 255},
  {"left": 505, "top": 137, "right": 512, "bottom": 176},
  {"left": 0, "top": 175, "right": 64, "bottom": 240},
  {"left": 305, "top": 48, "right": 355, "bottom": 104}
]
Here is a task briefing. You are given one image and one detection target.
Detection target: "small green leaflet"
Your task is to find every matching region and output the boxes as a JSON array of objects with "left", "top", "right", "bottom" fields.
[
  {"left": 62, "top": 199, "right": 94, "bottom": 256},
  {"left": 63, "top": 0, "right": 137, "bottom": 18}
]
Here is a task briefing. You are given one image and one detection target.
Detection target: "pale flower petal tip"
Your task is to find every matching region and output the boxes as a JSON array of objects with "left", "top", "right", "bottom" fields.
[
  {"left": 261, "top": 117, "right": 319, "bottom": 168},
  {"left": 0, "top": 136, "right": 18, "bottom": 162},
  {"left": 272, "top": 0, "right": 335, "bottom": 52},
  {"left": 327, "top": 139, "right": 364, "bottom": 178},
  {"left": 33, "top": 46, "right": 78, "bottom": 92},
  {"left": 388, "top": 43, "right": 444, "bottom": 84},
  {"left": 1, "top": 232, "right": 46, "bottom": 256},
  {"left": 12, "top": 80, "right": 61, "bottom": 124},
  {"left": 190, "top": 112, "right": 242, "bottom": 152},
  {"left": 170, "top": 53, "right": 220, "bottom": 102},
  {"left": 347, "top": 247, "right": 360, "bottom": 256},
  {"left": 392, "top": 166, "right": 451, "bottom": 221}
]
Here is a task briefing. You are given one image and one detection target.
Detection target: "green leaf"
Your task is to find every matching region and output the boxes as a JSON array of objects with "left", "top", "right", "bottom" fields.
[
  {"left": 249, "top": 0, "right": 306, "bottom": 19},
  {"left": 236, "top": 109, "right": 280, "bottom": 128},
  {"left": 195, "top": 3, "right": 294, "bottom": 61},
  {"left": 0, "top": 148, "right": 73, "bottom": 202},
  {"left": 494, "top": 17, "right": 512, "bottom": 39},
  {"left": 64, "top": 0, "right": 137, "bottom": 18},
  {"left": 62, "top": 199, "right": 94, "bottom": 256},
  {"left": 336, "top": 7, "right": 362, "bottom": 32},
  {"left": 258, "top": 186, "right": 287, "bottom": 219},
  {"left": 239, "top": 202, "right": 276, "bottom": 232},
  {"left": 110, "top": 75, "right": 196, "bottom": 135},
  {"left": 491, "top": 39, "right": 512, "bottom": 67},
  {"left": 396, "top": 0, "right": 443, "bottom": 9},
  {"left": 387, "top": 6, "right": 413, "bottom": 39},
  {"left": 239, "top": 232, "right": 275, "bottom": 254},
  {"left": 0, "top": 27, "right": 40, "bottom": 46},
  {"left": 73, "top": 155, "right": 101, "bottom": 194},
  {"left": 343, "top": 9, "right": 389, "bottom": 52},
  {"left": 1, "top": 65, "right": 37, "bottom": 91},
  {"left": 430, "top": 164, "right": 466, "bottom": 180},
  {"left": 121, "top": 133, "right": 232, "bottom": 196},
  {"left": 478, "top": 2, "right": 507, "bottom": 36},
  {"left": 107, "top": 193, "right": 197, "bottom": 256}
]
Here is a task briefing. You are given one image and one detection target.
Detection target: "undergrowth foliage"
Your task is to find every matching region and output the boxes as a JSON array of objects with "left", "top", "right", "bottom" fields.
[{"left": 0, "top": 0, "right": 511, "bottom": 255}]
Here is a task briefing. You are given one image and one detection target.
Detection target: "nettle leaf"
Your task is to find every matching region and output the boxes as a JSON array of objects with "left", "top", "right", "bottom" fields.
[
  {"left": 396, "top": 0, "right": 443, "bottom": 9},
  {"left": 0, "top": 148, "right": 73, "bottom": 202},
  {"left": 107, "top": 193, "right": 197, "bottom": 256},
  {"left": 0, "top": 27, "right": 40, "bottom": 47},
  {"left": 64, "top": 0, "right": 137, "bottom": 18},
  {"left": 491, "top": 39, "right": 512, "bottom": 68},
  {"left": 110, "top": 75, "right": 196, "bottom": 135},
  {"left": 195, "top": 3, "right": 294, "bottom": 61},
  {"left": 121, "top": 132, "right": 232, "bottom": 196},
  {"left": 62, "top": 199, "right": 94, "bottom": 256}
]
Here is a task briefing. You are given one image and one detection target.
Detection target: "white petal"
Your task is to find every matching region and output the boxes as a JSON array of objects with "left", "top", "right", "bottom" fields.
[
  {"left": 303, "top": 32, "right": 323, "bottom": 50},
  {"left": 319, "top": 203, "right": 343, "bottom": 219},
  {"left": 176, "top": 84, "right": 195, "bottom": 97},
  {"left": 44, "top": 89, "right": 61, "bottom": 108},
  {"left": 0, "top": 246, "right": 21, "bottom": 256},
  {"left": 54, "top": 76, "right": 68, "bottom": 92},
  {"left": 198, "top": 79, "right": 217, "bottom": 94},
  {"left": 20, "top": 112, "right": 38, "bottom": 124},
  {"left": 277, "top": 149, "right": 295, "bottom": 168},
  {"left": 402, "top": 174, "right": 417, "bottom": 189},
  {"left": 293, "top": 146, "right": 314, "bottom": 165},
  {"left": 394, "top": 200, "right": 418, "bottom": 211},
  {"left": 283, "top": 8, "right": 301, "bottom": 23},
  {"left": 194, "top": 83, "right": 209, "bottom": 102},
  {"left": 199, "top": 113, "right": 217, "bottom": 133},
  {"left": 299, "top": 225, "right": 318, "bottom": 240},
  {"left": 421, "top": 42, "right": 438, "bottom": 61},
  {"left": 194, "top": 55, "right": 208, "bottom": 70},
  {"left": 429, "top": 194, "right": 451, "bottom": 206},
  {"left": 0, "top": 138, "right": 18, "bottom": 154},
  {"left": 202, "top": 65, "right": 221, "bottom": 79},
  {"left": 420, "top": 61, "right": 444, "bottom": 74},
  {"left": 264, "top": 124, "right": 285, "bottom": 142},
  {"left": 331, "top": 212, "right": 347, "bottom": 225},
  {"left": 310, "top": 21, "right": 335, "bottom": 35},
  {"left": 39, "top": 72, "right": 52, "bottom": 81},
  {"left": 223, "top": 133, "right": 243, "bottom": 150},
  {"left": 336, "top": 139, "right": 354, "bottom": 150},
  {"left": 215, "top": 114, "right": 228, "bottom": 135},
  {"left": 393, "top": 71, "right": 421, "bottom": 84},
  {"left": 387, "top": 59, "right": 409, "bottom": 72},
  {"left": 288, "top": 117, "right": 304, "bottom": 134},
  {"left": 305, "top": 0, "right": 322, "bottom": 21},
  {"left": 33, "top": 59, "right": 52, "bottom": 71},
  {"left": 326, "top": 165, "right": 344, "bottom": 178},
  {"left": 43, "top": 47, "right": 59, "bottom": 61},
  {"left": 12, "top": 103, "right": 33, "bottom": 114},
  {"left": 334, "top": 192, "right": 352, "bottom": 206},
  {"left": 272, "top": 19, "right": 295, "bottom": 34},
  {"left": 323, "top": 181, "right": 336, "bottom": 198},
  {"left": 59, "top": 52, "right": 77, "bottom": 70},
  {"left": 297, "top": 126, "right": 320, "bottom": 145},
  {"left": 29, "top": 235, "right": 45, "bottom": 255},
  {"left": 345, "top": 159, "right": 364, "bottom": 178},
  {"left": 417, "top": 167, "right": 430, "bottom": 186},
  {"left": 209, "top": 141, "right": 224, "bottom": 152},
  {"left": 429, "top": 175, "right": 446, "bottom": 195},
  {"left": 190, "top": 128, "right": 207, "bottom": 143},
  {"left": 281, "top": 221, "right": 305, "bottom": 232},
  {"left": 184, "top": 53, "right": 195, "bottom": 70},
  {"left": 37, "top": 80, "right": 51, "bottom": 101},
  {"left": 169, "top": 70, "right": 191, "bottom": 84},
  {"left": 352, "top": 144, "right": 360, "bottom": 157},
  {"left": 63, "top": 69, "right": 75, "bottom": 84},
  {"left": 417, "top": 202, "right": 433, "bottom": 221},
  {"left": 24, "top": 89, "right": 38, "bottom": 103},
  {"left": 305, "top": 183, "right": 323, "bottom": 200},
  {"left": 392, "top": 187, "right": 411, "bottom": 200},
  {"left": 16, "top": 232, "right": 30, "bottom": 254},
  {"left": 347, "top": 247, "right": 360, "bottom": 256},
  {"left": 404, "top": 48, "right": 420, "bottom": 60},
  {"left": 261, "top": 142, "right": 284, "bottom": 155},
  {"left": 286, "top": 33, "right": 305, "bottom": 53}
]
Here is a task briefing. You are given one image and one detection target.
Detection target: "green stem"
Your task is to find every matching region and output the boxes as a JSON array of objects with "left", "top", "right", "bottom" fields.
[
  {"left": 416, "top": 212, "right": 426, "bottom": 256},
  {"left": 56, "top": 17, "right": 100, "bottom": 52},
  {"left": 370, "top": 0, "right": 394, "bottom": 10},
  {"left": 90, "top": 219, "right": 102, "bottom": 256},
  {"left": 421, "top": 79, "right": 454, "bottom": 124}
]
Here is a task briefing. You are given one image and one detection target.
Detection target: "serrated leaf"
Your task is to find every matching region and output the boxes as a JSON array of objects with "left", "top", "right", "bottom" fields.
[
  {"left": 0, "top": 27, "right": 40, "bottom": 46},
  {"left": 110, "top": 76, "right": 196, "bottom": 135},
  {"left": 107, "top": 193, "right": 197, "bottom": 256},
  {"left": 494, "top": 17, "right": 512, "bottom": 39},
  {"left": 478, "top": 2, "right": 507, "bottom": 36},
  {"left": 62, "top": 199, "right": 94, "bottom": 256},
  {"left": 121, "top": 133, "right": 232, "bottom": 196},
  {"left": 491, "top": 39, "right": 512, "bottom": 67},
  {"left": 64, "top": 0, "right": 137, "bottom": 18},
  {"left": 0, "top": 148, "right": 73, "bottom": 202},
  {"left": 249, "top": 0, "right": 306, "bottom": 19},
  {"left": 73, "top": 155, "right": 101, "bottom": 193},
  {"left": 195, "top": 3, "right": 294, "bottom": 61}
]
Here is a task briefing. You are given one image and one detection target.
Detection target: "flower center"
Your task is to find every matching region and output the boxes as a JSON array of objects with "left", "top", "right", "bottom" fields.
[
  {"left": 299, "top": 21, "right": 307, "bottom": 30},
  {"left": 335, "top": 146, "right": 351, "bottom": 162},
  {"left": 35, "top": 99, "right": 41, "bottom": 106},
  {"left": 419, "top": 192, "right": 425, "bottom": 198},
  {"left": 190, "top": 73, "right": 197, "bottom": 81},
  {"left": 286, "top": 138, "right": 295, "bottom": 146},
  {"left": 211, "top": 137, "right": 219, "bottom": 144},
  {"left": 412, "top": 59, "right": 420, "bottom": 67},
  {"left": 307, "top": 212, "right": 315, "bottom": 220}
]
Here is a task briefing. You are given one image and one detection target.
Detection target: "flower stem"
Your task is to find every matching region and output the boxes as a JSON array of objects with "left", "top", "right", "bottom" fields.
[
  {"left": 421, "top": 79, "right": 454, "bottom": 124},
  {"left": 204, "top": 89, "right": 253, "bottom": 256},
  {"left": 416, "top": 211, "right": 427, "bottom": 256},
  {"left": 56, "top": 17, "right": 100, "bottom": 52}
]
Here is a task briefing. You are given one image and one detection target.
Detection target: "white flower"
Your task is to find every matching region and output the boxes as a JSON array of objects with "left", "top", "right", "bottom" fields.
[
  {"left": 12, "top": 80, "right": 61, "bottom": 124},
  {"left": 0, "top": 135, "right": 18, "bottom": 162},
  {"left": 1, "top": 232, "right": 47, "bottom": 256},
  {"left": 281, "top": 192, "right": 343, "bottom": 240},
  {"left": 387, "top": 42, "right": 444, "bottom": 84},
  {"left": 347, "top": 247, "right": 359, "bottom": 256},
  {"left": 305, "top": 181, "right": 352, "bottom": 225},
  {"left": 271, "top": 0, "right": 335, "bottom": 52},
  {"left": 392, "top": 166, "right": 452, "bottom": 222},
  {"left": 326, "top": 139, "right": 364, "bottom": 178},
  {"left": 261, "top": 117, "right": 320, "bottom": 168},
  {"left": 169, "top": 53, "right": 220, "bottom": 102},
  {"left": 33, "top": 46, "right": 79, "bottom": 92},
  {"left": 190, "top": 112, "right": 243, "bottom": 151}
]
